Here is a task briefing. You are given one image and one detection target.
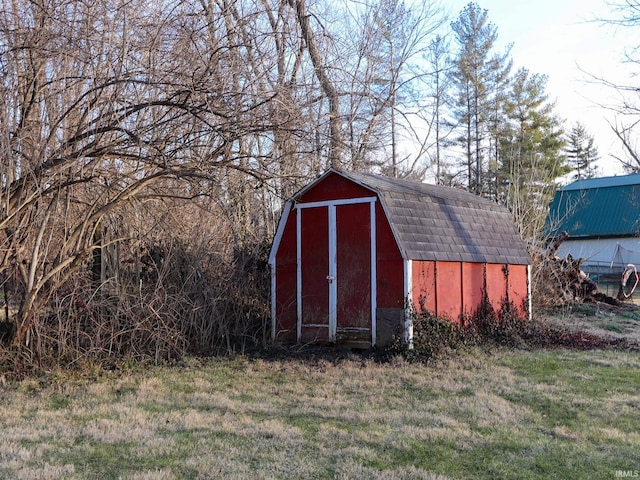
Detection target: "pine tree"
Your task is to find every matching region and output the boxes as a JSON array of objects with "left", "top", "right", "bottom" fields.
[
  {"left": 449, "top": 2, "right": 511, "bottom": 194},
  {"left": 499, "top": 68, "right": 569, "bottom": 237},
  {"left": 566, "top": 122, "right": 600, "bottom": 179}
]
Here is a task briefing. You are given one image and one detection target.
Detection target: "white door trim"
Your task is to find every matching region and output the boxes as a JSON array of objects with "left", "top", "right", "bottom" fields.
[
  {"left": 296, "top": 208, "right": 302, "bottom": 342},
  {"left": 296, "top": 196, "right": 377, "bottom": 345},
  {"left": 327, "top": 204, "right": 337, "bottom": 341},
  {"left": 404, "top": 259, "right": 414, "bottom": 349},
  {"left": 370, "top": 200, "right": 377, "bottom": 346},
  {"left": 295, "top": 196, "right": 377, "bottom": 210}
]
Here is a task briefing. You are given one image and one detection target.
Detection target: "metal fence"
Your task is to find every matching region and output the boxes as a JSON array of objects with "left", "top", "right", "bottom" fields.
[{"left": 582, "top": 261, "right": 640, "bottom": 302}]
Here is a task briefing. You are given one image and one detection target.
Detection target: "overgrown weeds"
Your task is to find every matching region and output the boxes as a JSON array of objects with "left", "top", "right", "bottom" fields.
[
  {"left": 396, "top": 296, "right": 525, "bottom": 362},
  {"left": 392, "top": 294, "right": 640, "bottom": 363},
  {"left": 0, "top": 237, "right": 270, "bottom": 379}
]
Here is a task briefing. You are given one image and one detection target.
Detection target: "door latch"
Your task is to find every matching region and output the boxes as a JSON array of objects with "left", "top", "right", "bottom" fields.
[{"left": 326, "top": 275, "right": 335, "bottom": 283}]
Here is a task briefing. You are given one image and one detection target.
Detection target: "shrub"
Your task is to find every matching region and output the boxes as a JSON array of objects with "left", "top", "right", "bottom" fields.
[
  {"left": 396, "top": 295, "right": 531, "bottom": 362},
  {"left": 404, "top": 310, "right": 467, "bottom": 361},
  {"left": 0, "top": 237, "right": 271, "bottom": 374},
  {"left": 466, "top": 294, "right": 529, "bottom": 347}
]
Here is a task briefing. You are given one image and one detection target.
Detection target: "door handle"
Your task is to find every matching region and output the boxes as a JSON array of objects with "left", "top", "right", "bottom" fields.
[{"left": 326, "top": 275, "right": 335, "bottom": 283}]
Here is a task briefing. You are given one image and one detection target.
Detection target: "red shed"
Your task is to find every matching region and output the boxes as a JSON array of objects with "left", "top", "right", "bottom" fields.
[{"left": 268, "top": 169, "right": 531, "bottom": 347}]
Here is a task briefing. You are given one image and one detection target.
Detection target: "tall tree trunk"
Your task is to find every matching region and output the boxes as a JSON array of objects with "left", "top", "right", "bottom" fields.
[
  {"left": 288, "top": 0, "right": 342, "bottom": 167},
  {"left": 474, "top": 90, "right": 481, "bottom": 194}
]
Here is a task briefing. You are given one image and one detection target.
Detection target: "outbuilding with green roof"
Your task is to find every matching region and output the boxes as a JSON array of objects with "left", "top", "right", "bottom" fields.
[{"left": 545, "top": 173, "right": 640, "bottom": 274}]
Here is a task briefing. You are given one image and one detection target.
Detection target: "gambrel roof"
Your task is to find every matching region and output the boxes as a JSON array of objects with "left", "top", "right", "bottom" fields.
[
  {"left": 294, "top": 169, "right": 531, "bottom": 265},
  {"left": 546, "top": 173, "right": 640, "bottom": 239}
]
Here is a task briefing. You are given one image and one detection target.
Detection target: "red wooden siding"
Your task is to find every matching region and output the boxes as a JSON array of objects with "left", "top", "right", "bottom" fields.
[
  {"left": 274, "top": 208, "right": 297, "bottom": 339},
  {"left": 508, "top": 264, "right": 529, "bottom": 316},
  {"left": 375, "top": 202, "right": 404, "bottom": 309},
  {"left": 297, "top": 173, "right": 374, "bottom": 203},
  {"left": 412, "top": 261, "right": 436, "bottom": 312},
  {"left": 336, "top": 202, "right": 371, "bottom": 331},
  {"left": 462, "top": 262, "right": 485, "bottom": 317},
  {"left": 435, "top": 261, "right": 463, "bottom": 321},
  {"left": 411, "top": 260, "right": 529, "bottom": 322},
  {"left": 486, "top": 263, "right": 507, "bottom": 312}
]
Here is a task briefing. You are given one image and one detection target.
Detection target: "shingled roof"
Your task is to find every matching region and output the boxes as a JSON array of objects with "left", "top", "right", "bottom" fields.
[{"left": 324, "top": 170, "right": 531, "bottom": 265}]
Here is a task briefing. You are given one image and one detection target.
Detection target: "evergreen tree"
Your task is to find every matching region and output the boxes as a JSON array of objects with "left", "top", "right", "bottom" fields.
[
  {"left": 449, "top": 2, "right": 511, "bottom": 194},
  {"left": 499, "top": 68, "right": 569, "bottom": 237},
  {"left": 485, "top": 45, "right": 513, "bottom": 199},
  {"left": 566, "top": 122, "right": 600, "bottom": 179}
]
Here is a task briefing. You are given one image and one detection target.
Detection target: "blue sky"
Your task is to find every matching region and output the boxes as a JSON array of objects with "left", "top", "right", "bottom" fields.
[{"left": 445, "top": 0, "right": 635, "bottom": 177}]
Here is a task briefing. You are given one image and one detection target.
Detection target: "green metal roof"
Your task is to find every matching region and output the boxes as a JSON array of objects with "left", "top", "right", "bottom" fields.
[
  {"left": 561, "top": 173, "right": 640, "bottom": 190},
  {"left": 546, "top": 174, "right": 640, "bottom": 238}
]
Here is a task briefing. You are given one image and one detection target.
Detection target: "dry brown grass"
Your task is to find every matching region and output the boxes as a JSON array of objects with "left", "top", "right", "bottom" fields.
[
  {"left": 0, "top": 349, "right": 638, "bottom": 479},
  {"left": 543, "top": 301, "right": 640, "bottom": 341}
]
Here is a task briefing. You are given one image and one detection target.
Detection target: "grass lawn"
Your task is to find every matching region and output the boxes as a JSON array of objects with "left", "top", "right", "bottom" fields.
[
  {"left": 0, "top": 347, "right": 639, "bottom": 479},
  {"left": 547, "top": 303, "right": 640, "bottom": 341}
]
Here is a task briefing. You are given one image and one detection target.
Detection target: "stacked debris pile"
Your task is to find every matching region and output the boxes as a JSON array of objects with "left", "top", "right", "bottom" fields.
[{"left": 533, "top": 232, "right": 622, "bottom": 310}]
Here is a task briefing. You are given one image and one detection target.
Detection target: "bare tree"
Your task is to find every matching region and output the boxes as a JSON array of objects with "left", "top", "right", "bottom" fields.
[
  {"left": 594, "top": 1, "right": 640, "bottom": 170},
  {"left": 0, "top": 0, "right": 289, "bottom": 350},
  {"left": 337, "top": 0, "right": 445, "bottom": 177},
  {"left": 286, "top": 0, "right": 342, "bottom": 167},
  {"left": 0, "top": 0, "right": 450, "bottom": 363},
  {"left": 421, "top": 34, "right": 455, "bottom": 184}
]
